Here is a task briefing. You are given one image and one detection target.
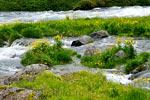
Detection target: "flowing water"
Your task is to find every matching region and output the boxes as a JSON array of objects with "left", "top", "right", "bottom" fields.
[
  {"left": 0, "top": 6, "right": 150, "bottom": 23},
  {"left": 0, "top": 36, "right": 150, "bottom": 86},
  {"left": 0, "top": 6, "right": 150, "bottom": 88}
]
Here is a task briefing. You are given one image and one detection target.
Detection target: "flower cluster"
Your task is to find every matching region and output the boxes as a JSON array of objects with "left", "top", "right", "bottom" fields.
[
  {"left": 54, "top": 35, "right": 62, "bottom": 41},
  {"left": 115, "top": 37, "right": 135, "bottom": 46},
  {"left": 94, "top": 49, "right": 102, "bottom": 55},
  {"left": 31, "top": 39, "right": 51, "bottom": 49},
  {"left": 124, "top": 39, "right": 135, "bottom": 46},
  {"left": 53, "top": 35, "right": 64, "bottom": 49},
  {"left": 115, "top": 37, "right": 122, "bottom": 44}
]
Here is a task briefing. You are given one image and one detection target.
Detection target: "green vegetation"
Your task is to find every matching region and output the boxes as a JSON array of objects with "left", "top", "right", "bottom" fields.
[
  {"left": 125, "top": 52, "right": 150, "bottom": 74},
  {"left": 81, "top": 37, "right": 150, "bottom": 73},
  {"left": 21, "top": 37, "right": 77, "bottom": 66},
  {"left": 81, "top": 38, "right": 136, "bottom": 68},
  {"left": 0, "top": 0, "right": 150, "bottom": 11},
  {"left": 12, "top": 71, "right": 150, "bottom": 100},
  {"left": 1, "top": 16, "right": 150, "bottom": 46}
]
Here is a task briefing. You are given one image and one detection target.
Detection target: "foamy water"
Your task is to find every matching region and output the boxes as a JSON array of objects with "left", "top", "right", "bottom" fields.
[{"left": 0, "top": 6, "right": 150, "bottom": 24}]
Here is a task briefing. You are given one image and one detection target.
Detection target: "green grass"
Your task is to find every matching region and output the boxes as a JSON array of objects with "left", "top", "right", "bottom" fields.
[
  {"left": 0, "top": 0, "right": 150, "bottom": 11},
  {"left": 12, "top": 71, "right": 150, "bottom": 100},
  {"left": 81, "top": 38, "right": 150, "bottom": 73},
  {"left": 21, "top": 38, "right": 77, "bottom": 67},
  {"left": 1, "top": 16, "right": 150, "bottom": 47}
]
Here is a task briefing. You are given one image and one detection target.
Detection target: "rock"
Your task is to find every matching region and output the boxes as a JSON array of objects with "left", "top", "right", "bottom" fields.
[
  {"left": 10, "top": 54, "right": 16, "bottom": 58},
  {"left": 115, "top": 50, "right": 127, "bottom": 59},
  {"left": 0, "top": 86, "right": 41, "bottom": 100},
  {"left": 128, "top": 70, "right": 150, "bottom": 80},
  {"left": 11, "top": 39, "right": 31, "bottom": 46},
  {"left": 131, "top": 63, "right": 147, "bottom": 74},
  {"left": 71, "top": 35, "right": 93, "bottom": 47},
  {"left": 0, "top": 76, "right": 8, "bottom": 86},
  {"left": 88, "top": 30, "right": 109, "bottom": 40},
  {"left": 83, "top": 44, "right": 100, "bottom": 56},
  {"left": 71, "top": 40, "right": 83, "bottom": 47},
  {"left": 3, "top": 64, "right": 48, "bottom": 85},
  {"left": 79, "top": 35, "right": 94, "bottom": 45},
  {"left": 25, "top": 64, "right": 48, "bottom": 75}
]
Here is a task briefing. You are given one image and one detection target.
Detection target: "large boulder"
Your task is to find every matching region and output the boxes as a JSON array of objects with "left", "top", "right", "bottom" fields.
[
  {"left": 71, "top": 35, "right": 93, "bottom": 47},
  {"left": 79, "top": 35, "right": 94, "bottom": 45},
  {"left": 71, "top": 40, "right": 83, "bottom": 47},
  {"left": 0, "top": 86, "right": 41, "bottom": 100},
  {"left": 83, "top": 44, "right": 100, "bottom": 56},
  {"left": 88, "top": 30, "right": 109, "bottom": 40},
  {"left": 2, "top": 64, "right": 48, "bottom": 85}
]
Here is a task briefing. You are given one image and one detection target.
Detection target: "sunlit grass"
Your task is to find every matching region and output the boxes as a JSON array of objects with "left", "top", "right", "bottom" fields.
[{"left": 12, "top": 71, "right": 150, "bottom": 100}]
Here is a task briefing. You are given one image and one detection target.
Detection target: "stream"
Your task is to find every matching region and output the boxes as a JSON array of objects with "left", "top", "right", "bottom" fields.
[
  {"left": 0, "top": 6, "right": 150, "bottom": 89},
  {"left": 0, "top": 36, "right": 150, "bottom": 88},
  {"left": 0, "top": 6, "right": 150, "bottom": 24}
]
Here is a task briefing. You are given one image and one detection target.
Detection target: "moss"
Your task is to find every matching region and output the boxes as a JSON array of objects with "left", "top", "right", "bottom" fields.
[
  {"left": 0, "top": 85, "right": 7, "bottom": 90},
  {"left": 8, "top": 92, "right": 15, "bottom": 96},
  {"left": 28, "top": 91, "right": 37, "bottom": 100}
]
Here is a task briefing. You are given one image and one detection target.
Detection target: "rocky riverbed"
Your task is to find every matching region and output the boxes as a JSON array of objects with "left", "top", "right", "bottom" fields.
[{"left": 0, "top": 35, "right": 150, "bottom": 88}]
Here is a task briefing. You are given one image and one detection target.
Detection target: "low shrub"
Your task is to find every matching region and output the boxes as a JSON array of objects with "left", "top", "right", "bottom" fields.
[
  {"left": 125, "top": 52, "right": 150, "bottom": 74},
  {"left": 21, "top": 51, "right": 53, "bottom": 66},
  {"left": 0, "top": 26, "right": 14, "bottom": 41},
  {"left": 9, "top": 32, "right": 23, "bottom": 45},
  {"left": 21, "top": 36, "right": 77, "bottom": 67},
  {"left": 21, "top": 27, "right": 43, "bottom": 38}
]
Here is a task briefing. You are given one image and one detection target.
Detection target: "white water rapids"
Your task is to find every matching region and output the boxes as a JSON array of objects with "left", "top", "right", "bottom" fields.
[{"left": 0, "top": 6, "right": 150, "bottom": 23}]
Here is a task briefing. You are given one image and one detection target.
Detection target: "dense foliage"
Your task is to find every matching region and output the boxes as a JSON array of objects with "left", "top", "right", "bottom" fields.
[
  {"left": 1, "top": 16, "right": 150, "bottom": 46},
  {"left": 21, "top": 37, "right": 77, "bottom": 66},
  {"left": 125, "top": 52, "right": 150, "bottom": 73},
  {"left": 81, "top": 37, "right": 150, "bottom": 73},
  {"left": 0, "top": 0, "right": 150, "bottom": 11},
  {"left": 12, "top": 71, "right": 150, "bottom": 100}
]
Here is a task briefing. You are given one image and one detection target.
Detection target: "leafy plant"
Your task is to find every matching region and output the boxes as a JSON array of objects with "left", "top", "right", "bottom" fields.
[
  {"left": 125, "top": 52, "right": 150, "bottom": 73},
  {"left": 21, "top": 37, "right": 77, "bottom": 67},
  {"left": 22, "top": 27, "right": 43, "bottom": 38}
]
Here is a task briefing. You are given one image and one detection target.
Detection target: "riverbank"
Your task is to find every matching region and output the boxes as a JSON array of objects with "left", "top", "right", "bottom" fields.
[
  {"left": 0, "top": 0, "right": 150, "bottom": 11},
  {"left": 1, "top": 36, "right": 150, "bottom": 99},
  {"left": 1, "top": 16, "right": 150, "bottom": 47},
  {"left": 0, "top": 64, "right": 150, "bottom": 100}
]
